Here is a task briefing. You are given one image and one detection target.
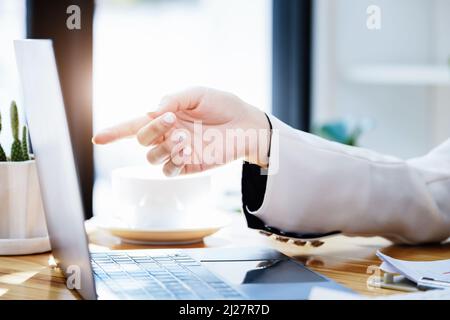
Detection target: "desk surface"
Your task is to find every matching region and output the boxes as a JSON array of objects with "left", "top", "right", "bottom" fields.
[{"left": 1, "top": 213, "right": 449, "bottom": 300}]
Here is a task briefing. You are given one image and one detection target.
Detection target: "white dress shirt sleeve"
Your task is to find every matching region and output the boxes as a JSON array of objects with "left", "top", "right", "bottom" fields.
[{"left": 247, "top": 115, "right": 450, "bottom": 244}]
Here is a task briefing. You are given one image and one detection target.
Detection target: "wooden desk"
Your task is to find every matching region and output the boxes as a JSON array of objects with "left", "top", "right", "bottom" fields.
[{"left": 1, "top": 213, "right": 449, "bottom": 300}]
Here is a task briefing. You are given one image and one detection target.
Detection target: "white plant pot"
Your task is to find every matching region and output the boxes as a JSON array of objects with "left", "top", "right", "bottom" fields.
[{"left": 0, "top": 160, "right": 50, "bottom": 255}]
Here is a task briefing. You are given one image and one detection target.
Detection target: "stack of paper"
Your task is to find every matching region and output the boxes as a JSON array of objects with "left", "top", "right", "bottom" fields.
[
  {"left": 309, "top": 251, "right": 450, "bottom": 300},
  {"left": 377, "top": 251, "right": 450, "bottom": 285}
]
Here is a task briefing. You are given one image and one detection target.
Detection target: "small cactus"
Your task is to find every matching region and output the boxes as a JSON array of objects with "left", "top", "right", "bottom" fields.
[
  {"left": 9, "top": 101, "right": 25, "bottom": 162},
  {"left": 10, "top": 101, "right": 19, "bottom": 140},
  {"left": 10, "top": 139, "right": 23, "bottom": 162},
  {"left": 22, "top": 126, "right": 30, "bottom": 161},
  {"left": 0, "top": 145, "right": 6, "bottom": 162},
  {"left": 0, "top": 111, "right": 6, "bottom": 162},
  {"left": 0, "top": 101, "right": 30, "bottom": 162}
]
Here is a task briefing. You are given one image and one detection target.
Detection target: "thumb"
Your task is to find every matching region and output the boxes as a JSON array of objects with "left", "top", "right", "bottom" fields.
[{"left": 157, "top": 86, "right": 208, "bottom": 114}]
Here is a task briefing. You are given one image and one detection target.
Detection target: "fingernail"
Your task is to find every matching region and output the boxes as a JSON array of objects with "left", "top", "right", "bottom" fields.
[
  {"left": 167, "top": 167, "right": 181, "bottom": 178},
  {"left": 163, "top": 112, "right": 176, "bottom": 124},
  {"left": 183, "top": 146, "right": 192, "bottom": 157}
]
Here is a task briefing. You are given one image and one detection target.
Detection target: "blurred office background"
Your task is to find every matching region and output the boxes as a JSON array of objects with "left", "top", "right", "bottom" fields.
[
  {"left": 0, "top": 0, "right": 449, "bottom": 218},
  {"left": 92, "top": 0, "right": 273, "bottom": 213}
]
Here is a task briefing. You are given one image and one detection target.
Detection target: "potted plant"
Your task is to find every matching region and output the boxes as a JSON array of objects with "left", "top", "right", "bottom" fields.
[
  {"left": 0, "top": 101, "right": 49, "bottom": 255},
  {"left": 314, "top": 118, "right": 374, "bottom": 147}
]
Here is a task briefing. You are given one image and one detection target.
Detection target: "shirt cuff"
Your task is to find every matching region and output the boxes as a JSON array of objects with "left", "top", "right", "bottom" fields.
[
  {"left": 241, "top": 161, "right": 269, "bottom": 230},
  {"left": 240, "top": 114, "right": 341, "bottom": 240}
]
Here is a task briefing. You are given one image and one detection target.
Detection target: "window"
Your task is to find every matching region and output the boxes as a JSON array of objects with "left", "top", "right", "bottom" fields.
[
  {"left": 93, "top": 0, "right": 272, "bottom": 214},
  {"left": 0, "top": 0, "right": 26, "bottom": 149},
  {"left": 312, "top": 0, "right": 450, "bottom": 158}
]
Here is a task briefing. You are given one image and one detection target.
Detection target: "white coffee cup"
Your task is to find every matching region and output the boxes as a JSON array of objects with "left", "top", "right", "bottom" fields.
[{"left": 111, "top": 166, "right": 213, "bottom": 229}]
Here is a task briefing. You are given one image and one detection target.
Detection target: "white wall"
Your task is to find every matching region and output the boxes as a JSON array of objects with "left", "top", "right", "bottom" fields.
[
  {"left": 0, "top": 0, "right": 26, "bottom": 152},
  {"left": 313, "top": 0, "right": 450, "bottom": 159},
  {"left": 431, "top": 0, "right": 450, "bottom": 147}
]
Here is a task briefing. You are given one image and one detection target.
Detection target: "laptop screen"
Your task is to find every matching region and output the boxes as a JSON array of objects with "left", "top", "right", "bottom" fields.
[{"left": 14, "top": 39, "right": 97, "bottom": 300}]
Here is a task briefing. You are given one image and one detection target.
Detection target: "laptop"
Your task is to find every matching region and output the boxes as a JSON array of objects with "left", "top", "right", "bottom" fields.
[{"left": 14, "top": 39, "right": 350, "bottom": 300}]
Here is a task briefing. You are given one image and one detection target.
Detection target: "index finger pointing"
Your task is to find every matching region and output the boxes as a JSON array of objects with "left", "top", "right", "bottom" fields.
[
  {"left": 92, "top": 114, "right": 154, "bottom": 145},
  {"left": 136, "top": 112, "right": 177, "bottom": 147}
]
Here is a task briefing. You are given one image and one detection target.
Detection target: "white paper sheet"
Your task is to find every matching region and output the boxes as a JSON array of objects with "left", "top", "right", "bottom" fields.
[{"left": 377, "top": 251, "right": 450, "bottom": 283}]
